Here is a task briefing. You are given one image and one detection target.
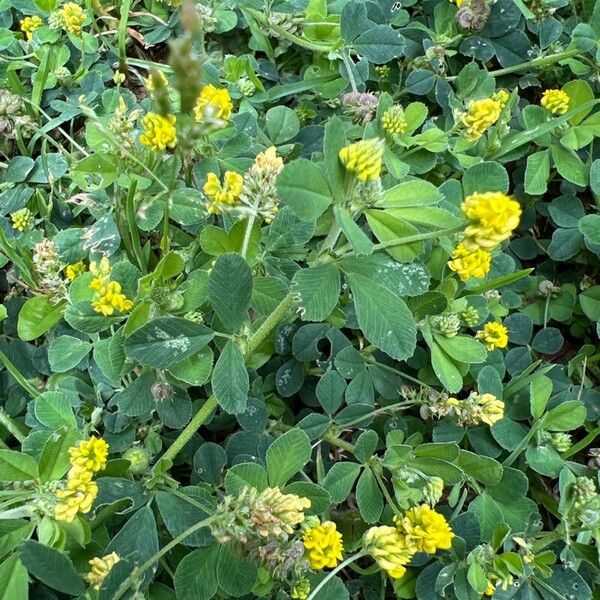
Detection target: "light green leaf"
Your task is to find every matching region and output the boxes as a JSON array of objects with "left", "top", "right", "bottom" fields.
[
  {"left": 266, "top": 428, "right": 312, "bottom": 487},
  {"left": 293, "top": 263, "right": 340, "bottom": 322},
  {"left": 212, "top": 340, "right": 249, "bottom": 415}
]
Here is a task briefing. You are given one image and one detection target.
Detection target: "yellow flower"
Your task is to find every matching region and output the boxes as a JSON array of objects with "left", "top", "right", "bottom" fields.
[
  {"left": 139, "top": 112, "right": 177, "bottom": 151},
  {"left": 339, "top": 138, "right": 385, "bottom": 182},
  {"left": 91, "top": 281, "right": 133, "bottom": 316},
  {"left": 55, "top": 467, "right": 98, "bottom": 522},
  {"left": 485, "top": 580, "right": 495, "bottom": 596},
  {"left": 65, "top": 261, "right": 86, "bottom": 281},
  {"left": 85, "top": 552, "right": 120, "bottom": 590},
  {"left": 492, "top": 89, "right": 510, "bottom": 109},
  {"left": 460, "top": 98, "right": 502, "bottom": 141},
  {"left": 447, "top": 244, "right": 491, "bottom": 281},
  {"left": 303, "top": 521, "right": 344, "bottom": 570},
  {"left": 395, "top": 505, "right": 454, "bottom": 555},
  {"left": 363, "top": 526, "right": 414, "bottom": 579},
  {"left": 60, "top": 2, "right": 85, "bottom": 36},
  {"left": 382, "top": 105, "right": 407, "bottom": 135},
  {"left": 476, "top": 321, "right": 509, "bottom": 351},
  {"left": 461, "top": 191, "right": 521, "bottom": 250},
  {"left": 540, "top": 89, "right": 570, "bottom": 115},
  {"left": 89, "top": 256, "right": 111, "bottom": 278},
  {"left": 69, "top": 436, "right": 109, "bottom": 473},
  {"left": 476, "top": 392, "right": 505, "bottom": 426},
  {"left": 203, "top": 171, "right": 244, "bottom": 214},
  {"left": 250, "top": 487, "right": 311, "bottom": 538},
  {"left": 254, "top": 146, "right": 284, "bottom": 172},
  {"left": 451, "top": 0, "right": 464, "bottom": 6},
  {"left": 10, "top": 208, "right": 33, "bottom": 232},
  {"left": 20, "top": 15, "right": 43, "bottom": 41},
  {"left": 194, "top": 84, "right": 233, "bottom": 124}
]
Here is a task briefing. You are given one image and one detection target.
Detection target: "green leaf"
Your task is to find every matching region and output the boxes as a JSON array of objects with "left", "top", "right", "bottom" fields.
[
  {"left": 38, "top": 428, "right": 80, "bottom": 482},
  {"left": 224, "top": 463, "right": 268, "bottom": 495},
  {"left": 524, "top": 150, "right": 550, "bottom": 195},
  {"left": 293, "top": 263, "right": 340, "bottom": 322},
  {"left": 284, "top": 482, "right": 332, "bottom": 514},
  {"left": 334, "top": 206, "right": 374, "bottom": 256},
  {"left": 323, "top": 462, "right": 361, "bottom": 503},
  {"left": 551, "top": 145, "right": 588, "bottom": 186},
  {"left": 356, "top": 467, "right": 383, "bottom": 523},
  {"left": 544, "top": 400, "right": 587, "bottom": 431},
  {"left": 579, "top": 214, "right": 600, "bottom": 244},
  {"left": 463, "top": 161, "right": 509, "bottom": 195},
  {"left": 207, "top": 253, "right": 253, "bottom": 333},
  {"left": 433, "top": 334, "right": 487, "bottom": 364},
  {"left": 530, "top": 374, "right": 552, "bottom": 420},
  {"left": 0, "top": 555, "right": 28, "bottom": 600},
  {"left": 347, "top": 272, "right": 416, "bottom": 361},
  {"left": 174, "top": 546, "right": 219, "bottom": 600},
  {"left": 19, "top": 540, "right": 85, "bottom": 596},
  {"left": 366, "top": 210, "right": 422, "bottom": 262},
  {"left": 353, "top": 25, "right": 405, "bottom": 63},
  {"left": 457, "top": 450, "right": 503, "bottom": 486},
  {"left": 34, "top": 391, "right": 77, "bottom": 429},
  {"left": 48, "top": 335, "right": 91, "bottom": 372},
  {"left": 266, "top": 428, "right": 312, "bottom": 487},
  {"left": 123, "top": 317, "right": 214, "bottom": 368},
  {"left": 17, "top": 296, "right": 64, "bottom": 341},
  {"left": 217, "top": 545, "right": 258, "bottom": 597},
  {"left": 64, "top": 301, "right": 122, "bottom": 333},
  {"left": 379, "top": 180, "right": 442, "bottom": 208},
  {"left": 278, "top": 159, "right": 333, "bottom": 221},
  {"left": 0, "top": 449, "right": 39, "bottom": 481},
  {"left": 212, "top": 340, "right": 249, "bottom": 414},
  {"left": 266, "top": 105, "right": 300, "bottom": 144}
]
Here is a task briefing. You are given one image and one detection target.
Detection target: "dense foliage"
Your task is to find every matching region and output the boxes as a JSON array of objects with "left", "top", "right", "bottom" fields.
[{"left": 1, "top": 0, "right": 600, "bottom": 598}]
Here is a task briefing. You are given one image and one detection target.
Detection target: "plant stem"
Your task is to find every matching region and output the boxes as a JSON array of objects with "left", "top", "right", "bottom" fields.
[
  {"left": 306, "top": 551, "right": 368, "bottom": 600},
  {"left": 240, "top": 209, "right": 258, "bottom": 260},
  {"left": 323, "top": 430, "right": 355, "bottom": 453},
  {"left": 117, "top": 0, "right": 132, "bottom": 74},
  {"left": 503, "top": 419, "right": 544, "bottom": 467},
  {"left": 0, "top": 350, "right": 40, "bottom": 399},
  {"left": 562, "top": 426, "right": 600, "bottom": 459},
  {"left": 0, "top": 409, "right": 28, "bottom": 443},
  {"left": 245, "top": 292, "right": 296, "bottom": 356},
  {"left": 112, "top": 515, "right": 216, "bottom": 600},
  {"left": 125, "top": 181, "right": 147, "bottom": 274}
]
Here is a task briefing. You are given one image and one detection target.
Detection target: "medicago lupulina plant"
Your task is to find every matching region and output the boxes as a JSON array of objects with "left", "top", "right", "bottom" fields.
[{"left": 0, "top": 0, "right": 600, "bottom": 599}]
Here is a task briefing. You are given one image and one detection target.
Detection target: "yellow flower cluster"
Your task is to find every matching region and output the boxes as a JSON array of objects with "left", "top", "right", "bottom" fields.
[
  {"left": 85, "top": 552, "right": 120, "bottom": 590},
  {"left": 65, "top": 261, "right": 86, "bottom": 281},
  {"left": 60, "top": 2, "right": 85, "bottom": 36},
  {"left": 445, "top": 391, "right": 505, "bottom": 427},
  {"left": 20, "top": 15, "right": 43, "bottom": 40},
  {"left": 476, "top": 321, "right": 509, "bottom": 351},
  {"left": 194, "top": 84, "right": 233, "bottom": 124},
  {"left": 252, "top": 487, "right": 311, "bottom": 538},
  {"left": 302, "top": 521, "right": 344, "bottom": 570},
  {"left": 89, "top": 257, "right": 133, "bottom": 316},
  {"left": 447, "top": 243, "right": 491, "bottom": 282},
  {"left": 461, "top": 191, "right": 522, "bottom": 250},
  {"left": 10, "top": 208, "right": 33, "bottom": 232},
  {"left": 460, "top": 98, "right": 502, "bottom": 142},
  {"left": 339, "top": 138, "right": 385, "bottom": 182},
  {"left": 364, "top": 505, "right": 454, "bottom": 579},
  {"left": 55, "top": 437, "right": 108, "bottom": 522},
  {"left": 492, "top": 89, "right": 510, "bottom": 109},
  {"left": 382, "top": 105, "right": 407, "bottom": 135},
  {"left": 203, "top": 171, "right": 244, "bottom": 215},
  {"left": 540, "top": 89, "right": 570, "bottom": 115},
  {"left": 139, "top": 112, "right": 177, "bottom": 151}
]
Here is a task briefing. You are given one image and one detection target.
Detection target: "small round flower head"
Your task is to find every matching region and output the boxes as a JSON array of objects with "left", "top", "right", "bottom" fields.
[
  {"left": 123, "top": 445, "right": 151, "bottom": 475},
  {"left": 476, "top": 321, "right": 509, "bottom": 351},
  {"left": 339, "top": 138, "right": 385, "bottom": 182},
  {"left": 194, "top": 84, "right": 233, "bottom": 124},
  {"left": 541, "top": 89, "right": 570, "bottom": 115},
  {"left": 447, "top": 243, "right": 491, "bottom": 281},
  {"left": 382, "top": 105, "right": 407, "bottom": 135},
  {"left": 91, "top": 281, "right": 134, "bottom": 316},
  {"left": 11, "top": 208, "right": 33, "bottom": 232},
  {"left": 65, "top": 261, "right": 86, "bottom": 281},
  {"left": 139, "top": 113, "right": 177, "bottom": 151},
  {"left": 460, "top": 98, "right": 502, "bottom": 141},
  {"left": 549, "top": 432, "right": 572, "bottom": 453},
  {"left": 394, "top": 504, "right": 455, "bottom": 555},
  {"left": 290, "top": 577, "right": 310, "bottom": 599},
  {"left": 60, "top": 2, "right": 85, "bottom": 36},
  {"left": 475, "top": 392, "right": 505, "bottom": 426},
  {"left": 460, "top": 306, "right": 480, "bottom": 327},
  {"left": 423, "top": 477, "right": 445, "bottom": 506},
  {"left": 461, "top": 191, "right": 521, "bottom": 250},
  {"left": 302, "top": 520, "right": 344, "bottom": 570},
  {"left": 69, "top": 436, "right": 109, "bottom": 473},
  {"left": 55, "top": 467, "right": 98, "bottom": 522},
  {"left": 85, "top": 552, "right": 120, "bottom": 590},
  {"left": 20, "top": 15, "right": 43, "bottom": 41},
  {"left": 203, "top": 171, "right": 244, "bottom": 214},
  {"left": 363, "top": 525, "right": 413, "bottom": 579}
]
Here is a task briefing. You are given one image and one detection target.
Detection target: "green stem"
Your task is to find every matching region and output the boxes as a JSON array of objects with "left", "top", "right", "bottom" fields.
[
  {"left": 503, "top": 419, "right": 544, "bottom": 467},
  {"left": 240, "top": 211, "right": 258, "bottom": 260},
  {"left": 246, "top": 292, "right": 296, "bottom": 356},
  {"left": 370, "top": 464, "right": 402, "bottom": 516},
  {"left": 125, "top": 181, "right": 147, "bottom": 274},
  {"left": 117, "top": 0, "right": 132, "bottom": 74},
  {"left": 112, "top": 515, "right": 216, "bottom": 600},
  {"left": 562, "top": 426, "right": 600, "bottom": 459},
  {"left": 0, "top": 350, "right": 40, "bottom": 399},
  {"left": 323, "top": 430, "right": 355, "bottom": 453},
  {"left": 0, "top": 408, "right": 28, "bottom": 443},
  {"left": 306, "top": 551, "right": 368, "bottom": 600}
]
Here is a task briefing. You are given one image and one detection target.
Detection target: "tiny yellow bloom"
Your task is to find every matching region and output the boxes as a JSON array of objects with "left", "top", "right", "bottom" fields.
[
  {"left": 363, "top": 525, "right": 413, "bottom": 579},
  {"left": 54, "top": 467, "right": 98, "bottom": 522},
  {"left": 381, "top": 105, "right": 407, "bottom": 135},
  {"left": 303, "top": 521, "right": 344, "bottom": 570},
  {"left": 203, "top": 171, "right": 244, "bottom": 214},
  {"left": 69, "top": 436, "right": 109, "bottom": 473},
  {"left": 139, "top": 112, "right": 177, "bottom": 151},
  {"left": 60, "top": 2, "right": 86, "bottom": 36},
  {"left": 540, "top": 89, "right": 570, "bottom": 115},
  {"left": 91, "top": 281, "right": 133, "bottom": 316},
  {"left": 485, "top": 580, "right": 495, "bottom": 596},
  {"left": 89, "top": 256, "right": 111, "bottom": 277},
  {"left": 447, "top": 243, "right": 491, "bottom": 281},
  {"left": 10, "top": 208, "right": 33, "bottom": 232},
  {"left": 460, "top": 98, "right": 502, "bottom": 142},
  {"left": 339, "top": 138, "right": 384, "bottom": 182},
  {"left": 194, "top": 84, "right": 233, "bottom": 124},
  {"left": 492, "top": 89, "right": 510, "bottom": 109},
  {"left": 20, "top": 15, "right": 43, "bottom": 41},
  {"left": 476, "top": 392, "right": 505, "bottom": 426},
  {"left": 461, "top": 191, "right": 522, "bottom": 251},
  {"left": 395, "top": 504, "right": 455, "bottom": 555},
  {"left": 65, "top": 261, "right": 86, "bottom": 281},
  {"left": 476, "top": 321, "right": 509, "bottom": 351},
  {"left": 85, "top": 552, "right": 120, "bottom": 590}
]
